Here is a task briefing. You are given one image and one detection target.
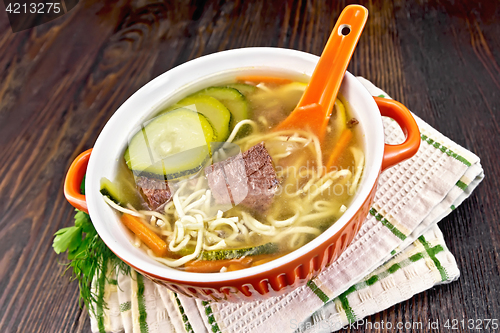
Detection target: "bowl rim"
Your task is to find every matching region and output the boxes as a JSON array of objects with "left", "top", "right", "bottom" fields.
[{"left": 86, "top": 47, "right": 384, "bottom": 283}]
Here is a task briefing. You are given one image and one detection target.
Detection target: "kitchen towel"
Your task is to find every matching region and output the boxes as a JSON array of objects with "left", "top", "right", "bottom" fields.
[{"left": 89, "top": 77, "right": 484, "bottom": 333}]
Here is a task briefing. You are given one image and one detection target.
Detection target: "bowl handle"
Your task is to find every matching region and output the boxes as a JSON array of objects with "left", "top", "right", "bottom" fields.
[
  {"left": 374, "top": 97, "right": 420, "bottom": 171},
  {"left": 64, "top": 149, "right": 92, "bottom": 213}
]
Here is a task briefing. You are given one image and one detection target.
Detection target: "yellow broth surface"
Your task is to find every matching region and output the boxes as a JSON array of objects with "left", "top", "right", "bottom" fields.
[{"left": 102, "top": 74, "right": 364, "bottom": 273}]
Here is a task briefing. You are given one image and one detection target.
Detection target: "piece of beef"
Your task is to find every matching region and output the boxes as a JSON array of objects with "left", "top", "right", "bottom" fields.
[
  {"left": 205, "top": 162, "right": 233, "bottom": 205},
  {"left": 221, "top": 153, "right": 249, "bottom": 205},
  {"left": 205, "top": 143, "right": 278, "bottom": 212},
  {"left": 347, "top": 118, "right": 359, "bottom": 128},
  {"left": 136, "top": 176, "right": 172, "bottom": 211}
]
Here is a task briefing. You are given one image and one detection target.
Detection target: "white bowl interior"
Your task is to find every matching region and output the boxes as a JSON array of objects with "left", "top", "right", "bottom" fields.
[{"left": 86, "top": 48, "right": 384, "bottom": 283}]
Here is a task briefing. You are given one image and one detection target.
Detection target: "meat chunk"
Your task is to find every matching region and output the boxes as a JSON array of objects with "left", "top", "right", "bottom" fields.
[
  {"left": 347, "top": 117, "right": 359, "bottom": 128},
  {"left": 136, "top": 176, "right": 172, "bottom": 211},
  {"left": 205, "top": 143, "right": 278, "bottom": 212},
  {"left": 205, "top": 162, "right": 234, "bottom": 206}
]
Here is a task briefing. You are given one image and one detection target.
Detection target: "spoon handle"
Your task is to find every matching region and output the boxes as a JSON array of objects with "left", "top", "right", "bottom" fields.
[{"left": 275, "top": 5, "right": 368, "bottom": 138}]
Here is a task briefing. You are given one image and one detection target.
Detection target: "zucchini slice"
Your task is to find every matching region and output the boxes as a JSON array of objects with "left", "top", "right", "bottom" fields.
[
  {"left": 179, "top": 242, "right": 279, "bottom": 261},
  {"left": 226, "top": 83, "right": 257, "bottom": 97},
  {"left": 100, "top": 177, "right": 123, "bottom": 205},
  {"left": 125, "top": 108, "right": 215, "bottom": 178},
  {"left": 170, "top": 95, "right": 231, "bottom": 141},
  {"left": 99, "top": 175, "right": 143, "bottom": 208},
  {"left": 192, "top": 87, "right": 250, "bottom": 127}
]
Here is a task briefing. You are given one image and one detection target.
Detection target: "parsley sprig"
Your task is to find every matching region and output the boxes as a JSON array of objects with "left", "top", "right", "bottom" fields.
[{"left": 53, "top": 180, "right": 129, "bottom": 315}]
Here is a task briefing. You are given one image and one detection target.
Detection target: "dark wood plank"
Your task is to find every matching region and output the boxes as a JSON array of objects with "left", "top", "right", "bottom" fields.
[{"left": 0, "top": 0, "right": 498, "bottom": 332}]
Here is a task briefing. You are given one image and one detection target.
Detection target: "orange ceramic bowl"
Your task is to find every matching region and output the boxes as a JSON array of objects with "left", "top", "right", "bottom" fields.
[{"left": 64, "top": 48, "right": 420, "bottom": 302}]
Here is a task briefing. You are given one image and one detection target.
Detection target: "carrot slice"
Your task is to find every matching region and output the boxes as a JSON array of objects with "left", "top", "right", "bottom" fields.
[
  {"left": 252, "top": 257, "right": 277, "bottom": 267},
  {"left": 236, "top": 75, "right": 292, "bottom": 85},
  {"left": 184, "top": 257, "right": 253, "bottom": 273},
  {"left": 326, "top": 129, "right": 353, "bottom": 172},
  {"left": 121, "top": 214, "right": 168, "bottom": 257},
  {"left": 226, "top": 263, "right": 249, "bottom": 271}
]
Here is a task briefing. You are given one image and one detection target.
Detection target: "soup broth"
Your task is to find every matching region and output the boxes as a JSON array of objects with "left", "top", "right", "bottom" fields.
[{"left": 101, "top": 71, "right": 364, "bottom": 273}]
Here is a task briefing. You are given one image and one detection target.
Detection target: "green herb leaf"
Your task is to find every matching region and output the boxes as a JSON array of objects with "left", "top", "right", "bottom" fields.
[
  {"left": 74, "top": 210, "right": 93, "bottom": 233},
  {"left": 54, "top": 209, "right": 129, "bottom": 317},
  {"left": 53, "top": 226, "right": 82, "bottom": 254},
  {"left": 68, "top": 234, "right": 91, "bottom": 260}
]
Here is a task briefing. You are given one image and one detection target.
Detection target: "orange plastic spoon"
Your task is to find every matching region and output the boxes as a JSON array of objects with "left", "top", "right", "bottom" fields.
[{"left": 274, "top": 5, "right": 368, "bottom": 141}]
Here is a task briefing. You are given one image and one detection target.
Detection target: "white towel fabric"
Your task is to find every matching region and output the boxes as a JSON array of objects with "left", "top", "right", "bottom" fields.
[{"left": 89, "top": 78, "right": 484, "bottom": 333}]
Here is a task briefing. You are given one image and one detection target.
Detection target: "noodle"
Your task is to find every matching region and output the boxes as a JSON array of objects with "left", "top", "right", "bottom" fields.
[
  {"left": 182, "top": 189, "right": 206, "bottom": 209},
  {"left": 225, "top": 119, "right": 259, "bottom": 144},
  {"left": 350, "top": 147, "right": 365, "bottom": 194},
  {"left": 103, "top": 195, "right": 141, "bottom": 217},
  {"left": 169, "top": 234, "right": 191, "bottom": 252},
  {"left": 140, "top": 211, "right": 171, "bottom": 231},
  {"left": 147, "top": 230, "right": 204, "bottom": 267},
  {"left": 183, "top": 194, "right": 207, "bottom": 214},
  {"left": 268, "top": 211, "right": 299, "bottom": 228},
  {"left": 203, "top": 239, "right": 227, "bottom": 251},
  {"left": 208, "top": 218, "right": 240, "bottom": 234}
]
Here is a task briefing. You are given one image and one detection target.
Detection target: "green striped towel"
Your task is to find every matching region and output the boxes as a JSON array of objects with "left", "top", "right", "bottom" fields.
[{"left": 89, "top": 78, "right": 483, "bottom": 333}]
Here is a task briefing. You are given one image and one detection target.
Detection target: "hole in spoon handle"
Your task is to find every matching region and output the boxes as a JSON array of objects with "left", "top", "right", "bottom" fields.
[{"left": 339, "top": 24, "right": 351, "bottom": 36}]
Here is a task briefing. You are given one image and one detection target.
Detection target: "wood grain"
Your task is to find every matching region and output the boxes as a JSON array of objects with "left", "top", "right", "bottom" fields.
[{"left": 0, "top": 0, "right": 498, "bottom": 332}]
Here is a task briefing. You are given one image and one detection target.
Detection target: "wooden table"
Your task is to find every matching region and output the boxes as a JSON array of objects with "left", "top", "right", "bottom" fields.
[{"left": 1, "top": 1, "right": 498, "bottom": 332}]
